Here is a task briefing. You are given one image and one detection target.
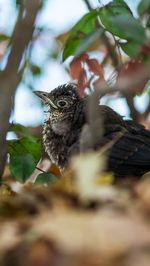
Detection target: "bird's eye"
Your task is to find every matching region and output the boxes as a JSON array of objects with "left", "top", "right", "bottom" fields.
[{"left": 57, "top": 99, "right": 69, "bottom": 108}]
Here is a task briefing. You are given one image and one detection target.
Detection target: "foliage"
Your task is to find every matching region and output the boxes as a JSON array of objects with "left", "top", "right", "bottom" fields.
[
  {"left": 0, "top": 1, "right": 150, "bottom": 264},
  {"left": 63, "top": 0, "right": 148, "bottom": 60},
  {"left": 8, "top": 136, "right": 41, "bottom": 182},
  {"left": 62, "top": 10, "right": 104, "bottom": 60},
  {"left": 35, "top": 172, "right": 58, "bottom": 184},
  {"left": 1, "top": 0, "right": 150, "bottom": 184},
  {"left": 64, "top": 0, "right": 150, "bottom": 122},
  {"left": 1, "top": 166, "right": 150, "bottom": 265}
]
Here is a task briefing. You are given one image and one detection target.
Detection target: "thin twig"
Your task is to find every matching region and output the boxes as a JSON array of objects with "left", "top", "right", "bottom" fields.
[
  {"left": 84, "top": 0, "right": 120, "bottom": 67},
  {"left": 124, "top": 94, "right": 139, "bottom": 121}
]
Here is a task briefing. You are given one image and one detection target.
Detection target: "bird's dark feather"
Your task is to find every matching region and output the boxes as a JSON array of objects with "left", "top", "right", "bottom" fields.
[{"left": 103, "top": 121, "right": 150, "bottom": 177}]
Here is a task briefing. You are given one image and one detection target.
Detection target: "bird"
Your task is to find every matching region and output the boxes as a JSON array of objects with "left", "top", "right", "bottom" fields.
[{"left": 34, "top": 83, "right": 150, "bottom": 178}]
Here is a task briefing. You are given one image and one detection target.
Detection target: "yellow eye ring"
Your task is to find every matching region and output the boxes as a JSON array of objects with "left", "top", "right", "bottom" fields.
[{"left": 57, "top": 99, "right": 69, "bottom": 108}]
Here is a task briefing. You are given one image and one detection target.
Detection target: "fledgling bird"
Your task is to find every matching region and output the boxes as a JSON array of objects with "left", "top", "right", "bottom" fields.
[{"left": 34, "top": 83, "right": 150, "bottom": 178}]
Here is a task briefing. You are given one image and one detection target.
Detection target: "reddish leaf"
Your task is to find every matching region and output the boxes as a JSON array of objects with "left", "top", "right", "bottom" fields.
[
  {"left": 78, "top": 68, "right": 88, "bottom": 97},
  {"left": 70, "top": 53, "right": 89, "bottom": 96},
  {"left": 86, "top": 58, "right": 107, "bottom": 90},
  {"left": 70, "top": 59, "right": 82, "bottom": 80},
  {"left": 70, "top": 53, "right": 106, "bottom": 96},
  {"left": 86, "top": 58, "right": 104, "bottom": 78},
  {"left": 70, "top": 53, "right": 89, "bottom": 80}
]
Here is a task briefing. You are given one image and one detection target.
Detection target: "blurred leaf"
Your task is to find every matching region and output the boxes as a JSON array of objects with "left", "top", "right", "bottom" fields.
[
  {"left": 70, "top": 53, "right": 88, "bottom": 79},
  {"left": 9, "top": 154, "right": 36, "bottom": 182},
  {"left": 110, "top": 0, "right": 132, "bottom": 15},
  {"left": 138, "top": 0, "right": 150, "bottom": 15},
  {"left": 63, "top": 10, "right": 103, "bottom": 60},
  {"left": 30, "top": 64, "right": 41, "bottom": 76},
  {"left": 63, "top": 0, "right": 146, "bottom": 61},
  {"left": 99, "top": 0, "right": 132, "bottom": 30},
  {"left": 120, "top": 41, "right": 141, "bottom": 57},
  {"left": 76, "top": 28, "right": 103, "bottom": 55},
  {"left": 108, "top": 15, "right": 147, "bottom": 44},
  {"left": 0, "top": 34, "right": 10, "bottom": 42},
  {"left": 8, "top": 137, "right": 41, "bottom": 182},
  {"left": 10, "top": 124, "right": 34, "bottom": 139},
  {"left": 99, "top": 0, "right": 146, "bottom": 43},
  {"left": 146, "top": 16, "right": 150, "bottom": 28},
  {"left": 35, "top": 173, "right": 58, "bottom": 185},
  {"left": 50, "top": 49, "right": 60, "bottom": 59},
  {"left": 57, "top": 31, "right": 70, "bottom": 44},
  {"left": 145, "top": 86, "right": 150, "bottom": 94},
  {"left": 71, "top": 152, "right": 117, "bottom": 201},
  {"left": 70, "top": 53, "right": 106, "bottom": 96},
  {"left": 70, "top": 53, "right": 89, "bottom": 96},
  {"left": 86, "top": 58, "right": 104, "bottom": 77},
  {"left": 8, "top": 137, "right": 41, "bottom": 160},
  {"left": 96, "top": 173, "right": 114, "bottom": 185},
  {"left": 15, "top": 0, "right": 21, "bottom": 6}
]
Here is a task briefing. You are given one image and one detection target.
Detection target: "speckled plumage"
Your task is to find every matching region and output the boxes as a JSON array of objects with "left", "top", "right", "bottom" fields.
[
  {"left": 34, "top": 83, "right": 150, "bottom": 178},
  {"left": 41, "top": 84, "right": 85, "bottom": 170}
]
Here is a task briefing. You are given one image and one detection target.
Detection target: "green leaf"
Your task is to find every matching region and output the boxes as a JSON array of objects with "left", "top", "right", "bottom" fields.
[
  {"left": 15, "top": 0, "right": 21, "bottom": 6},
  {"left": 63, "top": 9, "right": 102, "bottom": 60},
  {"left": 64, "top": 28, "right": 103, "bottom": 60},
  {"left": 0, "top": 34, "right": 10, "bottom": 42},
  {"left": 120, "top": 41, "right": 141, "bottom": 57},
  {"left": 108, "top": 15, "right": 147, "bottom": 44},
  {"left": 98, "top": 0, "right": 146, "bottom": 44},
  {"left": 63, "top": 0, "right": 147, "bottom": 60},
  {"left": 145, "top": 86, "right": 150, "bottom": 94},
  {"left": 9, "top": 154, "right": 36, "bottom": 182},
  {"left": 8, "top": 137, "right": 41, "bottom": 160},
  {"left": 35, "top": 173, "right": 58, "bottom": 185},
  {"left": 9, "top": 124, "right": 33, "bottom": 139},
  {"left": 146, "top": 16, "right": 150, "bottom": 28},
  {"left": 138, "top": 0, "right": 150, "bottom": 15},
  {"left": 8, "top": 137, "right": 41, "bottom": 182},
  {"left": 30, "top": 64, "right": 41, "bottom": 76},
  {"left": 99, "top": 0, "right": 132, "bottom": 30}
]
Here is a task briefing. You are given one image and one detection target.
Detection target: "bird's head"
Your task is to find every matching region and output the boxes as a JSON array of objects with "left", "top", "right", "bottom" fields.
[{"left": 34, "top": 83, "right": 84, "bottom": 135}]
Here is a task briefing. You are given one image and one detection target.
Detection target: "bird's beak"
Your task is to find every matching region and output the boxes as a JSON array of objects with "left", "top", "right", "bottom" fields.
[{"left": 33, "top": 90, "right": 58, "bottom": 109}]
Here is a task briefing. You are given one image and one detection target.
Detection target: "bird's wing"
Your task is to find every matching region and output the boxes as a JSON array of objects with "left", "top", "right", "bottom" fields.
[{"left": 106, "top": 129, "right": 150, "bottom": 177}]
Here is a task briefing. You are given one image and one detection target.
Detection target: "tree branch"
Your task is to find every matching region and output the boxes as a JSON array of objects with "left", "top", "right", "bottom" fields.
[
  {"left": 84, "top": 0, "right": 120, "bottom": 68},
  {"left": 124, "top": 94, "right": 139, "bottom": 121},
  {"left": 0, "top": 0, "right": 42, "bottom": 177}
]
